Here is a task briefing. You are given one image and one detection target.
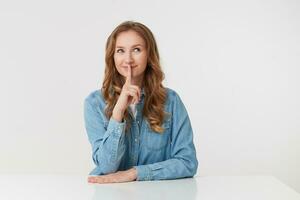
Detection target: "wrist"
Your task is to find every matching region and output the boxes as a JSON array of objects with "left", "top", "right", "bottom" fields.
[
  {"left": 128, "top": 168, "right": 137, "bottom": 180},
  {"left": 112, "top": 109, "right": 125, "bottom": 122}
]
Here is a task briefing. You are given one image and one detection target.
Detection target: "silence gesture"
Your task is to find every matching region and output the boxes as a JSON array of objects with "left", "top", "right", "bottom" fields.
[{"left": 112, "top": 65, "right": 141, "bottom": 122}]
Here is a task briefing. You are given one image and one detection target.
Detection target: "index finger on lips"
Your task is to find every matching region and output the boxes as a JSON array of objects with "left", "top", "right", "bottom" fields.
[{"left": 125, "top": 65, "right": 132, "bottom": 85}]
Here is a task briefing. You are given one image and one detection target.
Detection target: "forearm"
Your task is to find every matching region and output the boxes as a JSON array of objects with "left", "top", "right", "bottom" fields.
[
  {"left": 91, "top": 118, "right": 127, "bottom": 175},
  {"left": 112, "top": 106, "right": 125, "bottom": 122},
  {"left": 134, "top": 157, "right": 198, "bottom": 181}
]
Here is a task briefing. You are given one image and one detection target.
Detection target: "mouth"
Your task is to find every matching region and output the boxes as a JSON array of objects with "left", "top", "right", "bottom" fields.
[{"left": 122, "top": 65, "right": 137, "bottom": 68}]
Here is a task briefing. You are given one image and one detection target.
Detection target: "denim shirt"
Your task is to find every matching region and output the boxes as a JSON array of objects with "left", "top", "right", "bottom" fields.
[{"left": 84, "top": 87, "right": 198, "bottom": 181}]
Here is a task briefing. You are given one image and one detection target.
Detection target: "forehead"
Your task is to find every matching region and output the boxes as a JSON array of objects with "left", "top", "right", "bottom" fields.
[{"left": 115, "top": 30, "right": 146, "bottom": 47}]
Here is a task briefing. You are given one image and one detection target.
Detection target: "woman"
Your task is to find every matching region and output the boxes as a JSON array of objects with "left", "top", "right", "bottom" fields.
[{"left": 84, "top": 21, "right": 198, "bottom": 183}]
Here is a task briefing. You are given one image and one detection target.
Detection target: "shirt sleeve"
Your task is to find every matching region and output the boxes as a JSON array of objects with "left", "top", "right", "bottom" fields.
[
  {"left": 84, "top": 98, "right": 126, "bottom": 175},
  {"left": 134, "top": 92, "right": 198, "bottom": 181}
]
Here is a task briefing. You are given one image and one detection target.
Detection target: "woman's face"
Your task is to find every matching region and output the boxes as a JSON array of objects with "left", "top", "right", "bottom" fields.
[{"left": 114, "top": 30, "right": 148, "bottom": 81}]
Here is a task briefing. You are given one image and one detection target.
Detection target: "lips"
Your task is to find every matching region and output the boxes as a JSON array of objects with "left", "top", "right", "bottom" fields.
[{"left": 122, "top": 65, "right": 137, "bottom": 68}]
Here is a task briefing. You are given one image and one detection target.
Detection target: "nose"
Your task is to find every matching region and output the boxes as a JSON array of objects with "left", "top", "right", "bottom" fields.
[{"left": 124, "top": 52, "right": 134, "bottom": 65}]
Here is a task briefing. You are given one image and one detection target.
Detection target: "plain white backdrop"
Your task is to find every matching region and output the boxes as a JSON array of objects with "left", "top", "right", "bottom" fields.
[{"left": 0, "top": 0, "right": 299, "bottom": 192}]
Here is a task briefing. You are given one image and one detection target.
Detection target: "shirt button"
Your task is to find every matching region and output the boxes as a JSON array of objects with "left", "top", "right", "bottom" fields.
[{"left": 135, "top": 138, "right": 137, "bottom": 142}]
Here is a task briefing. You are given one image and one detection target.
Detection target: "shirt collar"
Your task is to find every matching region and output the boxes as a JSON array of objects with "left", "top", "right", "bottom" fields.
[{"left": 141, "top": 88, "right": 145, "bottom": 97}]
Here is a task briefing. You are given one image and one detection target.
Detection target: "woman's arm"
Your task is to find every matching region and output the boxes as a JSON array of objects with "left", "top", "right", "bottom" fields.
[
  {"left": 134, "top": 92, "right": 198, "bottom": 180},
  {"left": 84, "top": 98, "right": 127, "bottom": 175},
  {"left": 85, "top": 67, "right": 140, "bottom": 177}
]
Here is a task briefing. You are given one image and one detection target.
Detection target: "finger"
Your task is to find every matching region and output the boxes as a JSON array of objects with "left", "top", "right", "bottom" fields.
[
  {"left": 99, "top": 175, "right": 118, "bottom": 183},
  {"left": 128, "top": 85, "right": 141, "bottom": 103},
  {"left": 88, "top": 176, "right": 109, "bottom": 184},
  {"left": 126, "top": 91, "right": 137, "bottom": 105},
  {"left": 88, "top": 176, "right": 98, "bottom": 183},
  {"left": 126, "top": 90, "right": 137, "bottom": 105},
  {"left": 125, "top": 65, "right": 132, "bottom": 85},
  {"left": 127, "top": 89, "right": 139, "bottom": 104},
  {"left": 129, "top": 85, "right": 141, "bottom": 101}
]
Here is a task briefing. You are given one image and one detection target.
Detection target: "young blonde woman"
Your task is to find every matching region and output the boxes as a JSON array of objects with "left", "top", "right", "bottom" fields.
[{"left": 84, "top": 21, "right": 198, "bottom": 183}]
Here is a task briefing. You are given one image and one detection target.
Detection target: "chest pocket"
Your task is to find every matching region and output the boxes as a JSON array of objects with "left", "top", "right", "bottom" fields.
[{"left": 146, "top": 118, "right": 172, "bottom": 151}]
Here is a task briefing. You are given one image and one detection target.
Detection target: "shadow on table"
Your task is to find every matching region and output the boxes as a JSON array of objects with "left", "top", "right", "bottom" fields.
[{"left": 92, "top": 178, "right": 197, "bottom": 200}]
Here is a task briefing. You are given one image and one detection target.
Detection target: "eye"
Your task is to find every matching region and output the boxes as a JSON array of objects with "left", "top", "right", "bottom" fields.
[
  {"left": 133, "top": 48, "right": 141, "bottom": 52},
  {"left": 116, "top": 49, "right": 124, "bottom": 53}
]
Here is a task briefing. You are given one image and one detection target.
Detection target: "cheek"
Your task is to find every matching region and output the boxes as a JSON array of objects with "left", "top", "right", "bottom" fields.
[
  {"left": 114, "top": 57, "right": 121, "bottom": 70},
  {"left": 136, "top": 54, "right": 147, "bottom": 65},
  {"left": 114, "top": 55, "right": 120, "bottom": 65},
  {"left": 115, "top": 66, "right": 126, "bottom": 77},
  {"left": 114, "top": 57, "right": 123, "bottom": 72},
  {"left": 115, "top": 66, "right": 127, "bottom": 78}
]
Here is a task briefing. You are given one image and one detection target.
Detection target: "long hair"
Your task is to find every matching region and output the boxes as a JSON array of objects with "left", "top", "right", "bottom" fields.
[{"left": 102, "top": 21, "right": 168, "bottom": 133}]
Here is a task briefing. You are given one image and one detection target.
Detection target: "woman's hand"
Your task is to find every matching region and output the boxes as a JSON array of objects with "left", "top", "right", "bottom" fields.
[
  {"left": 87, "top": 168, "right": 138, "bottom": 184},
  {"left": 112, "top": 65, "right": 141, "bottom": 122}
]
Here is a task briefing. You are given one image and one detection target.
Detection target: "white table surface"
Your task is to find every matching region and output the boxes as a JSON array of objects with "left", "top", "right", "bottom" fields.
[{"left": 0, "top": 174, "right": 299, "bottom": 200}]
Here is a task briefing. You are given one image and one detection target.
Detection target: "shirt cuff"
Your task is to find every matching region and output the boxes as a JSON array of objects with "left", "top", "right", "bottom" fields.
[
  {"left": 134, "top": 163, "right": 163, "bottom": 181},
  {"left": 106, "top": 117, "right": 126, "bottom": 138},
  {"left": 134, "top": 165, "right": 152, "bottom": 181}
]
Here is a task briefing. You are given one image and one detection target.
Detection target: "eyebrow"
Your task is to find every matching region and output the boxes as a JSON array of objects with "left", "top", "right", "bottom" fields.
[{"left": 115, "top": 44, "right": 143, "bottom": 48}]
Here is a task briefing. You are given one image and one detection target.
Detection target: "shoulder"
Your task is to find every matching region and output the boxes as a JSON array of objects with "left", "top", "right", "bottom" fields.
[
  {"left": 165, "top": 87, "right": 182, "bottom": 104},
  {"left": 84, "top": 89, "right": 106, "bottom": 111},
  {"left": 164, "top": 87, "right": 189, "bottom": 112}
]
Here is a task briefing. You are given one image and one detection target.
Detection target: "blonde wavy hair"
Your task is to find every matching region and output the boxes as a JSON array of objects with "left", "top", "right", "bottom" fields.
[{"left": 102, "top": 21, "right": 168, "bottom": 133}]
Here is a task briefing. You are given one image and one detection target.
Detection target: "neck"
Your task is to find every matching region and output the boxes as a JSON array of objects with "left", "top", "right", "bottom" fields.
[{"left": 131, "top": 79, "right": 143, "bottom": 88}]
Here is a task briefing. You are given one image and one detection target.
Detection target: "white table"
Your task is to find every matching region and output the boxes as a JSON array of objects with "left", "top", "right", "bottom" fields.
[{"left": 1, "top": 175, "right": 299, "bottom": 200}]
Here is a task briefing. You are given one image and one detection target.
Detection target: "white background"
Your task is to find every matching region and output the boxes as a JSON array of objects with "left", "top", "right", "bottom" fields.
[{"left": 1, "top": 0, "right": 299, "bottom": 193}]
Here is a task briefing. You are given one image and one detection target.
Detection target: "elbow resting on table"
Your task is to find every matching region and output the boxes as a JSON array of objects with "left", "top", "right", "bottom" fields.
[{"left": 189, "top": 159, "right": 198, "bottom": 177}]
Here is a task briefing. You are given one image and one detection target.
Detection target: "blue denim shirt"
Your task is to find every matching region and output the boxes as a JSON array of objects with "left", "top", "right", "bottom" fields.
[{"left": 84, "top": 87, "right": 198, "bottom": 181}]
